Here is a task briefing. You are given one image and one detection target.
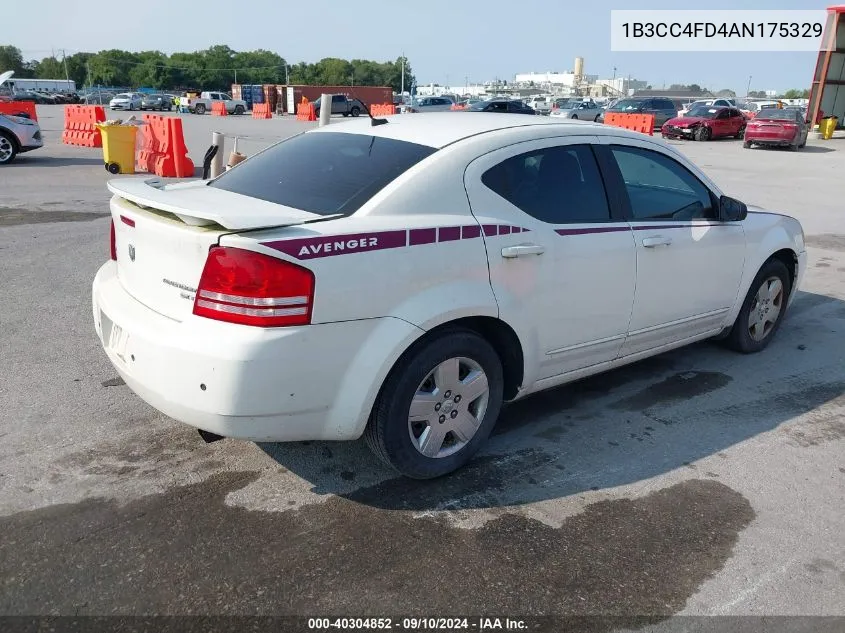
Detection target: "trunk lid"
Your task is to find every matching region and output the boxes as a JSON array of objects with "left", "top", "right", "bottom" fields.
[{"left": 108, "top": 178, "right": 327, "bottom": 321}]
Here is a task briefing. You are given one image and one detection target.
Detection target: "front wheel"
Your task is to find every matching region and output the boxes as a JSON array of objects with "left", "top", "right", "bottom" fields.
[
  {"left": 364, "top": 329, "right": 504, "bottom": 479},
  {"left": 571, "top": 114, "right": 578, "bottom": 120},
  {"left": 724, "top": 258, "right": 791, "bottom": 353},
  {"left": 234, "top": 105, "right": 245, "bottom": 115},
  {"left": 0, "top": 131, "right": 18, "bottom": 165},
  {"left": 351, "top": 106, "right": 361, "bottom": 117},
  {"left": 694, "top": 126, "right": 712, "bottom": 141},
  {"left": 195, "top": 104, "right": 206, "bottom": 115}
]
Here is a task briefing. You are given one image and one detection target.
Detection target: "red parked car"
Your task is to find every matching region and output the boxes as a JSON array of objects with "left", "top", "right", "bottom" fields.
[
  {"left": 661, "top": 105, "right": 746, "bottom": 141},
  {"left": 743, "top": 108, "right": 809, "bottom": 151}
]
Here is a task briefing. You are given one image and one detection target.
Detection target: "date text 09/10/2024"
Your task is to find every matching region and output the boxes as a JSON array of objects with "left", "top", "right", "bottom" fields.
[{"left": 307, "top": 617, "right": 527, "bottom": 630}]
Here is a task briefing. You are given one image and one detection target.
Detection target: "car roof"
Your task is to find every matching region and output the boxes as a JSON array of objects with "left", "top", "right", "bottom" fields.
[{"left": 308, "top": 112, "right": 648, "bottom": 149}]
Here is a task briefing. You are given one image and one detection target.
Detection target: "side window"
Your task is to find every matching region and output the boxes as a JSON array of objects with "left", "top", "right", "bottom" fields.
[
  {"left": 716, "top": 110, "right": 730, "bottom": 119},
  {"left": 481, "top": 144, "right": 611, "bottom": 224},
  {"left": 332, "top": 95, "right": 344, "bottom": 103},
  {"left": 609, "top": 146, "right": 716, "bottom": 221}
]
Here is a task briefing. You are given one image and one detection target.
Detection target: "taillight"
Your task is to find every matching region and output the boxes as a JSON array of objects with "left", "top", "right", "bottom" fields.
[
  {"left": 193, "top": 246, "right": 314, "bottom": 327},
  {"left": 110, "top": 220, "right": 117, "bottom": 261}
]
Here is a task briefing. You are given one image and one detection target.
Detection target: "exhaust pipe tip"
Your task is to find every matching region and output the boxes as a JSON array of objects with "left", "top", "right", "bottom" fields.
[{"left": 198, "top": 429, "right": 225, "bottom": 444}]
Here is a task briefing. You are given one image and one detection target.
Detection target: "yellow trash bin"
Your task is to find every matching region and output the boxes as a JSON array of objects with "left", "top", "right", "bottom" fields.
[
  {"left": 96, "top": 123, "right": 139, "bottom": 174},
  {"left": 820, "top": 116, "right": 838, "bottom": 140}
]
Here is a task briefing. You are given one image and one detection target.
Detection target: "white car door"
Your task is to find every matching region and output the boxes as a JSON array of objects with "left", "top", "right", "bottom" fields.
[
  {"left": 464, "top": 135, "right": 637, "bottom": 385},
  {"left": 597, "top": 138, "right": 747, "bottom": 356}
]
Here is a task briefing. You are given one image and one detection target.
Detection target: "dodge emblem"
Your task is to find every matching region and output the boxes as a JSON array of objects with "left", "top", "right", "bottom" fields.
[{"left": 128, "top": 244, "right": 136, "bottom": 262}]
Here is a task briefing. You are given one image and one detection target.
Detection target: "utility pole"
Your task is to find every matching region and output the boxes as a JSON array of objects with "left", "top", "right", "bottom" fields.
[
  {"left": 746, "top": 75, "right": 752, "bottom": 99},
  {"left": 400, "top": 53, "right": 405, "bottom": 96},
  {"left": 285, "top": 63, "right": 289, "bottom": 84},
  {"left": 234, "top": 69, "right": 237, "bottom": 84},
  {"left": 61, "top": 49, "right": 70, "bottom": 82}
]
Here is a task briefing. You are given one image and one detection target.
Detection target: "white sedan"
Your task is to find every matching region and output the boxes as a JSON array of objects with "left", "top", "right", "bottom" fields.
[
  {"left": 92, "top": 113, "right": 806, "bottom": 479},
  {"left": 109, "top": 93, "right": 143, "bottom": 111}
]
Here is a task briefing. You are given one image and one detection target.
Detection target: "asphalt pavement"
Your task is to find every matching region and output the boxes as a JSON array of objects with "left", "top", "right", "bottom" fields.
[{"left": 1, "top": 106, "right": 844, "bottom": 625}]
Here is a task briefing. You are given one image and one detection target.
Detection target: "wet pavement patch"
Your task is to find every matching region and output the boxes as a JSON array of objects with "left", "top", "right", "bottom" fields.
[
  {"left": 0, "top": 472, "right": 754, "bottom": 620},
  {"left": 805, "top": 234, "right": 845, "bottom": 253},
  {"left": 0, "top": 208, "right": 108, "bottom": 227},
  {"left": 612, "top": 371, "right": 733, "bottom": 412}
]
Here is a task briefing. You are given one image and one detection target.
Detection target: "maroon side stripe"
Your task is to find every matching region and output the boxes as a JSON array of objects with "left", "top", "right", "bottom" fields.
[
  {"left": 631, "top": 224, "right": 687, "bottom": 231},
  {"left": 438, "top": 226, "right": 461, "bottom": 242},
  {"left": 409, "top": 228, "right": 437, "bottom": 245},
  {"left": 461, "top": 225, "right": 481, "bottom": 239},
  {"left": 555, "top": 226, "right": 630, "bottom": 236},
  {"left": 264, "top": 230, "right": 408, "bottom": 260},
  {"left": 482, "top": 224, "right": 498, "bottom": 237}
]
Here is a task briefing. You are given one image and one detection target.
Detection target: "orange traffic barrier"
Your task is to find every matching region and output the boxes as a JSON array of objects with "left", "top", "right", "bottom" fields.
[
  {"left": 62, "top": 105, "right": 106, "bottom": 147},
  {"left": 296, "top": 101, "right": 317, "bottom": 121},
  {"left": 0, "top": 101, "right": 37, "bottom": 121},
  {"left": 252, "top": 103, "right": 272, "bottom": 119},
  {"left": 602, "top": 112, "right": 655, "bottom": 136},
  {"left": 135, "top": 114, "right": 194, "bottom": 178},
  {"left": 211, "top": 101, "right": 228, "bottom": 117},
  {"left": 370, "top": 103, "right": 396, "bottom": 116}
]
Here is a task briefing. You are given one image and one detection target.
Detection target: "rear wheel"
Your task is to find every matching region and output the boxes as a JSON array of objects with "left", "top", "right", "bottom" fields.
[
  {"left": 351, "top": 106, "right": 361, "bottom": 117},
  {"left": 365, "top": 329, "right": 504, "bottom": 479},
  {"left": 0, "top": 131, "right": 18, "bottom": 165},
  {"left": 735, "top": 126, "right": 745, "bottom": 139},
  {"left": 743, "top": 140, "right": 752, "bottom": 148},
  {"left": 724, "top": 258, "right": 791, "bottom": 353}
]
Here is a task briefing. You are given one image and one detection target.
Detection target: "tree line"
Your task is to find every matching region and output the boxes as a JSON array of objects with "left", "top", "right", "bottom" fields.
[{"left": 0, "top": 45, "right": 415, "bottom": 93}]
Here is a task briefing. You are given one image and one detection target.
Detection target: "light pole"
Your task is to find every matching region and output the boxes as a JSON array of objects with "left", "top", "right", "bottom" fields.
[
  {"left": 746, "top": 75, "right": 752, "bottom": 99},
  {"left": 400, "top": 53, "right": 405, "bottom": 96}
]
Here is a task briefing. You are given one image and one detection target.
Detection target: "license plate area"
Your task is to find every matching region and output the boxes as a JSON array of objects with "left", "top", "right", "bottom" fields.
[{"left": 100, "top": 310, "right": 129, "bottom": 365}]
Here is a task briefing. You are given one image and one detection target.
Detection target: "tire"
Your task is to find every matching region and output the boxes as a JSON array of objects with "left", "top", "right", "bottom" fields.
[
  {"left": 364, "top": 328, "right": 504, "bottom": 479},
  {"left": 342, "top": 113, "right": 349, "bottom": 118},
  {"left": 743, "top": 140, "right": 752, "bottom": 149},
  {"left": 0, "top": 131, "right": 18, "bottom": 165},
  {"left": 195, "top": 104, "right": 206, "bottom": 115},
  {"left": 571, "top": 114, "right": 578, "bottom": 120},
  {"left": 234, "top": 105, "right": 245, "bottom": 115},
  {"left": 694, "top": 126, "right": 712, "bottom": 141},
  {"left": 106, "top": 162, "right": 121, "bottom": 174},
  {"left": 594, "top": 115, "right": 600, "bottom": 122},
  {"left": 724, "top": 258, "right": 791, "bottom": 354},
  {"left": 735, "top": 127, "right": 745, "bottom": 139},
  {"left": 351, "top": 106, "right": 361, "bottom": 117}
]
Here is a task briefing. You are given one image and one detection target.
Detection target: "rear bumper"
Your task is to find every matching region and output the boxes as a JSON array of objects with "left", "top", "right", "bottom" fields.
[
  {"left": 745, "top": 133, "right": 795, "bottom": 145},
  {"left": 92, "top": 261, "right": 422, "bottom": 442}
]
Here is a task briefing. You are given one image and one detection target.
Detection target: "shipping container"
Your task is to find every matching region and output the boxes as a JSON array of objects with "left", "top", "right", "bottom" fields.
[
  {"left": 275, "top": 85, "right": 286, "bottom": 113},
  {"left": 250, "top": 84, "right": 265, "bottom": 104},
  {"left": 263, "top": 84, "right": 278, "bottom": 111},
  {"left": 284, "top": 85, "right": 393, "bottom": 113},
  {"left": 231, "top": 84, "right": 242, "bottom": 100}
]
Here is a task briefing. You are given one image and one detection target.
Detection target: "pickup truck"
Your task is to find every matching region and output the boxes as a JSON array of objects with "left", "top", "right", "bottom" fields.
[
  {"left": 190, "top": 91, "right": 248, "bottom": 115},
  {"left": 312, "top": 94, "right": 365, "bottom": 118}
]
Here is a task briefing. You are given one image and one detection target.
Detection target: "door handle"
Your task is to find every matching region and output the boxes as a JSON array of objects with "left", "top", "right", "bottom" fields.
[
  {"left": 501, "top": 244, "right": 546, "bottom": 258},
  {"left": 642, "top": 235, "right": 672, "bottom": 248}
]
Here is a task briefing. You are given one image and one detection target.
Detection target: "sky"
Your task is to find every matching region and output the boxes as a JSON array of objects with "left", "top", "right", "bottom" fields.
[{"left": 5, "top": 0, "right": 830, "bottom": 94}]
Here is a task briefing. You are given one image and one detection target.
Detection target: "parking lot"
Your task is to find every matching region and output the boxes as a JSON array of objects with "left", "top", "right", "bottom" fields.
[{"left": 2, "top": 106, "right": 845, "bottom": 622}]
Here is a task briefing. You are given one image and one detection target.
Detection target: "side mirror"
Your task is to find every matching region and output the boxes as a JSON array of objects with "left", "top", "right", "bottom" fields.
[{"left": 719, "top": 195, "right": 748, "bottom": 222}]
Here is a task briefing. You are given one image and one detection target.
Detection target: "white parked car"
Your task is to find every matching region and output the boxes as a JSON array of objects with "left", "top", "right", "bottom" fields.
[
  {"left": 678, "top": 98, "right": 734, "bottom": 118},
  {"left": 109, "top": 93, "right": 143, "bottom": 111},
  {"left": 92, "top": 113, "right": 806, "bottom": 479}
]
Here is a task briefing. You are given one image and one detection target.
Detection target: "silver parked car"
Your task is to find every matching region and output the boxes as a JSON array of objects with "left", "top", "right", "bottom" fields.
[
  {"left": 549, "top": 99, "right": 603, "bottom": 121},
  {"left": 0, "top": 112, "right": 44, "bottom": 165},
  {"left": 402, "top": 96, "right": 455, "bottom": 113},
  {"left": 140, "top": 93, "right": 173, "bottom": 111},
  {"left": 109, "top": 92, "right": 143, "bottom": 111}
]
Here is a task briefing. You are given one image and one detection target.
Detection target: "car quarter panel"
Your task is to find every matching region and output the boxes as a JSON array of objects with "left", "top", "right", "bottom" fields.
[
  {"left": 220, "top": 144, "right": 499, "bottom": 328},
  {"left": 724, "top": 211, "right": 806, "bottom": 324}
]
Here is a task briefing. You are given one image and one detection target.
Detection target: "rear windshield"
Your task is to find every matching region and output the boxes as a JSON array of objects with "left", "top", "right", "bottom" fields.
[
  {"left": 757, "top": 109, "right": 798, "bottom": 121},
  {"left": 209, "top": 132, "right": 437, "bottom": 215}
]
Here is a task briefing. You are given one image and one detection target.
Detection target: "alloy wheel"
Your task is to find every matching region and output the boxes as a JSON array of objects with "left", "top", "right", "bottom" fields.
[
  {"left": 748, "top": 276, "right": 784, "bottom": 342},
  {"left": 407, "top": 357, "right": 490, "bottom": 459},
  {"left": 0, "top": 135, "right": 13, "bottom": 163}
]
